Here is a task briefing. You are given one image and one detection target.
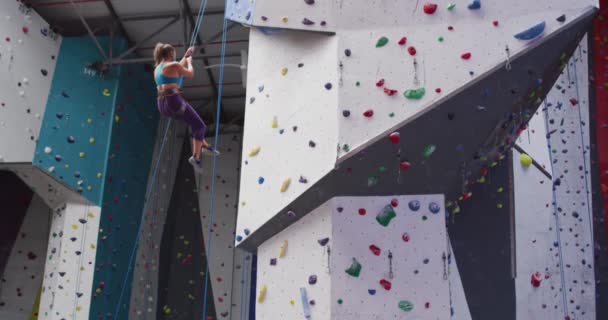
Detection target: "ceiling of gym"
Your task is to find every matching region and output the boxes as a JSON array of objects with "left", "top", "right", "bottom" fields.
[{"left": 26, "top": 0, "right": 249, "bottom": 126}]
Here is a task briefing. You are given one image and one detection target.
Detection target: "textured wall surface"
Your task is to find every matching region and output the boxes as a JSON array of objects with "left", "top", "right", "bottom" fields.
[{"left": 0, "top": 0, "right": 61, "bottom": 163}]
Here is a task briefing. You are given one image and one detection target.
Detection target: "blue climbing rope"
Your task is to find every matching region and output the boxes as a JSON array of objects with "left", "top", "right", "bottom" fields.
[
  {"left": 200, "top": 4, "right": 229, "bottom": 319},
  {"left": 112, "top": 0, "right": 211, "bottom": 317}
]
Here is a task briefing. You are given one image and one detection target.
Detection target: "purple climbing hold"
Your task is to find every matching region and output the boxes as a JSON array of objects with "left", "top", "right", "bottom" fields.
[
  {"left": 325, "top": 83, "right": 332, "bottom": 90},
  {"left": 308, "top": 275, "right": 317, "bottom": 285},
  {"left": 337, "top": 207, "right": 343, "bottom": 212},
  {"left": 302, "top": 18, "right": 315, "bottom": 25},
  {"left": 61, "top": 91, "right": 69, "bottom": 98},
  {"left": 309, "top": 300, "right": 315, "bottom": 306},
  {"left": 318, "top": 237, "right": 330, "bottom": 246},
  {"left": 409, "top": 200, "right": 421, "bottom": 211},
  {"left": 270, "top": 258, "right": 277, "bottom": 266},
  {"left": 261, "top": 16, "right": 268, "bottom": 21},
  {"left": 344, "top": 49, "right": 351, "bottom": 57},
  {"left": 299, "top": 176, "right": 308, "bottom": 183},
  {"left": 304, "top": 0, "right": 315, "bottom": 4},
  {"left": 287, "top": 210, "right": 297, "bottom": 218},
  {"left": 320, "top": 21, "right": 326, "bottom": 26},
  {"left": 78, "top": 218, "right": 87, "bottom": 224},
  {"left": 342, "top": 110, "right": 351, "bottom": 117}
]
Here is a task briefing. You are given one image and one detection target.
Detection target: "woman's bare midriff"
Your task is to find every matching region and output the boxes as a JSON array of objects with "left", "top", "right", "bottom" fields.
[{"left": 157, "top": 83, "right": 180, "bottom": 92}]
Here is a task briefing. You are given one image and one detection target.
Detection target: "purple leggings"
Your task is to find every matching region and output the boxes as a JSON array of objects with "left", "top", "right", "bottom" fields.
[{"left": 157, "top": 94, "right": 206, "bottom": 141}]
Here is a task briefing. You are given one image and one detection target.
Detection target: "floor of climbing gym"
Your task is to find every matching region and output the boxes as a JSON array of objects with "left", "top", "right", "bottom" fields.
[{"left": 0, "top": 0, "right": 607, "bottom": 320}]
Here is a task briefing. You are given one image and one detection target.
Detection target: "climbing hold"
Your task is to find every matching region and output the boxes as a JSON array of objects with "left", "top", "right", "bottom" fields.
[
  {"left": 342, "top": 110, "right": 351, "bottom": 117},
  {"left": 461, "top": 52, "right": 471, "bottom": 60},
  {"left": 344, "top": 49, "right": 351, "bottom": 57},
  {"left": 398, "top": 37, "right": 407, "bottom": 46},
  {"left": 429, "top": 202, "right": 440, "bottom": 214},
  {"left": 379, "top": 279, "right": 392, "bottom": 291},
  {"left": 345, "top": 258, "right": 362, "bottom": 277},
  {"left": 318, "top": 237, "right": 329, "bottom": 246},
  {"left": 423, "top": 3, "right": 438, "bottom": 14},
  {"left": 493, "top": 20, "right": 499, "bottom": 27},
  {"left": 447, "top": 3, "right": 456, "bottom": 10},
  {"left": 368, "top": 289, "right": 376, "bottom": 295},
  {"left": 304, "top": 0, "right": 315, "bottom": 4},
  {"left": 44, "top": 146, "right": 52, "bottom": 154},
  {"left": 248, "top": 146, "right": 261, "bottom": 157},
  {"left": 376, "top": 37, "right": 389, "bottom": 48},
  {"left": 376, "top": 205, "right": 396, "bottom": 227},
  {"left": 286, "top": 210, "right": 296, "bottom": 218},
  {"left": 258, "top": 177, "right": 264, "bottom": 184},
  {"left": 309, "top": 141, "right": 316, "bottom": 148},
  {"left": 556, "top": 14, "right": 566, "bottom": 23},
  {"left": 79, "top": 152, "right": 85, "bottom": 158},
  {"left": 281, "top": 68, "right": 288, "bottom": 76},
  {"left": 67, "top": 136, "right": 75, "bottom": 143},
  {"left": 467, "top": 0, "right": 481, "bottom": 10},
  {"left": 399, "top": 161, "right": 411, "bottom": 170},
  {"left": 363, "top": 109, "right": 374, "bottom": 118},
  {"left": 55, "top": 155, "right": 62, "bottom": 162},
  {"left": 402, "top": 233, "right": 410, "bottom": 242},
  {"left": 40, "top": 69, "right": 48, "bottom": 76},
  {"left": 398, "top": 300, "right": 414, "bottom": 312},
  {"left": 257, "top": 285, "right": 267, "bottom": 303},
  {"left": 514, "top": 21, "right": 546, "bottom": 40},
  {"left": 272, "top": 116, "right": 278, "bottom": 128},
  {"left": 438, "top": 36, "right": 444, "bottom": 42},
  {"left": 569, "top": 98, "right": 578, "bottom": 106},
  {"left": 280, "top": 178, "right": 291, "bottom": 192},
  {"left": 448, "top": 25, "right": 454, "bottom": 31},
  {"left": 384, "top": 88, "right": 398, "bottom": 96},
  {"left": 102, "top": 88, "right": 111, "bottom": 96},
  {"left": 22, "top": 26, "right": 28, "bottom": 34},
  {"left": 369, "top": 244, "right": 381, "bottom": 256},
  {"left": 281, "top": 16, "right": 288, "bottom": 23},
  {"left": 447, "top": 113, "right": 455, "bottom": 120},
  {"left": 299, "top": 176, "right": 308, "bottom": 183},
  {"left": 403, "top": 88, "right": 425, "bottom": 99},
  {"left": 302, "top": 18, "right": 315, "bottom": 25},
  {"left": 279, "top": 240, "right": 288, "bottom": 257},
  {"left": 358, "top": 208, "right": 366, "bottom": 216},
  {"left": 325, "top": 83, "right": 332, "bottom": 90},
  {"left": 376, "top": 79, "right": 385, "bottom": 87},
  {"left": 520, "top": 153, "right": 532, "bottom": 167},
  {"left": 337, "top": 299, "right": 343, "bottom": 305},
  {"left": 531, "top": 272, "right": 542, "bottom": 287},
  {"left": 388, "top": 132, "right": 400, "bottom": 144},
  {"left": 422, "top": 144, "right": 436, "bottom": 157},
  {"left": 407, "top": 46, "right": 416, "bottom": 56},
  {"left": 408, "top": 200, "right": 421, "bottom": 211}
]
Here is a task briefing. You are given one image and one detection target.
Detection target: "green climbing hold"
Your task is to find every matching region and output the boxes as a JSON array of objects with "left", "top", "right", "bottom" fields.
[
  {"left": 403, "top": 88, "right": 426, "bottom": 100},
  {"left": 368, "top": 175, "right": 379, "bottom": 187},
  {"left": 438, "top": 36, "right": 444, "bottom": 42},
  {"left": 345, "top": 258, "right": 362, "bottom": 277},
  {"left": 356, "top": 81, "right": 360, "bottom": 87},
  {"left": 376, "top": 205, "right": 396, "bottom": 227},
  {"left": 447, "top": 3, "right": 456, "bottom": 10},
  {"left": 376, "top": 36, "right": 389, "bottom": 47},
  {"left": 379, "top": 166, "right": 387, "bottom": 172},
  {"left": 389, "top": 112, "right": 395, "bottom": 118},
  {"left": 422, "top": 144, "right": 436, "bottom": 158},
  {"left": 342, "top": 144, "right": 350, "bottom": 152},
  {"left": 398, "top": 300, "right": 414, "bottom": 312},
  {"left": 520, "top": 153, "right": 532, "bottom": 167},
  {"left": 337, "top": 299, "right": 343, "bottom": 305}
]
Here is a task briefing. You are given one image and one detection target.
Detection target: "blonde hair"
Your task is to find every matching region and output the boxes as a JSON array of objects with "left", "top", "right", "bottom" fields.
[{"left": 153, "top": 43, "right": 175, "bottom": 67}]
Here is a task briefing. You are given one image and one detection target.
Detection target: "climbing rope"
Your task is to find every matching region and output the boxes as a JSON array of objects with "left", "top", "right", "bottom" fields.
[{"left": 200, "top": 3, "right": 229, "bottom": 319}]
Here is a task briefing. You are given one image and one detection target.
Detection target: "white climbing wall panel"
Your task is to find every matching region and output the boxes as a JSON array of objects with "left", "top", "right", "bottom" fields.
[
  {"left": 129, "top": 119, "right": 186, "bottom": 318},
  {"left": 0, "top": 0, "right": 61, "bottom": 163},
  {"left": 256, "top": 201, "right": 333, "bottom": 320},
  {"left": 38, "top": 202, "right": 102, "bottom": 320},
  {"left": 237, "top": 28, "right": 338, "bottom": 242},
  {"left": 331, "top": 195, "right": 449, "bottom": 319},
  {"left": 516, "top": 109, "right": 551, "bottom": 171},
  {"left": 0, "top": 195, "right": 51, "bottom": 320},
  {"left": 512, "top": 36, "right": 595, "bottom": 320},
  {"left": 195, "top": 133, "right": 251, "bottom": 320}
]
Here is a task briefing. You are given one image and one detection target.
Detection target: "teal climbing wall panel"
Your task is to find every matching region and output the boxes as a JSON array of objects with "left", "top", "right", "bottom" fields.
[
  {"left": 89, "top": 60, "right": 159, "bottom": 318},
  {"left": 33, "top": 36, "right": 127, "bottom": 205}
]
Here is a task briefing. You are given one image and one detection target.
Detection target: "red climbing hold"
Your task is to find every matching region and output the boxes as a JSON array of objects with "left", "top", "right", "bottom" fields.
[
  {"left": 461, "top": 52, "right": 472, "bottom": 60},
  {"left": 389, "top": 132, "right": 400, "bottom": 144},
  {"left": 448, "top": 26, "right": 454, "bottom": 31},
  {"left": 384, "top": 87, "right": 398, "bottom": 96},
  {"left": 569, "top": 98, "right": 578, "bottom": 106},
  {"left": 493, "top": 21, "right": 499, "bottom": 27},
  {"left": 398, "top": 37, "right": 407, "bottom": 46},
  {"left": 531, "top": 272, "right": 542, "bottom": 287},
  {"left": 407, "top": 46, "right": 417, "bottom": 56},
  {"left": 399, "top": 161, "right": 411, "bottom": 170},
  {"left": 435, "top": 88, "right": 442, "bottom": 93},
  {"left": 22, "top": 26, "right": 29, "bottom": 34},
  {"left": 379, "top": 279, "right": 392, "bottom": 291},
  {"left": 5, "top": 37, "right": 10, "bottom": 42},
  {"left": 390, "top": 199, "right": 398, "bottom": 207},
  {"left": 402, "top": 233, "right": 410, "bottom": 242},
  {"left": 369, "top": 244, "right": 381, "bottom": 256},
  {"left": 358, "top": 208, "right": 367, "bottom": 216},
  {"left": 363, "top": 109, "right": 374, "bottom": 118},
  {"left": 425, "top": 302, "right": 430, "bottom": 309},
  {"left": 480, "top": 168, "right": 488, "bottom": 176},
  {"left": 376, "top": 79, "right": 385, "bottom": 87},
  {"left": 423, "top": 2, "right": 438, "bottom": 14}
]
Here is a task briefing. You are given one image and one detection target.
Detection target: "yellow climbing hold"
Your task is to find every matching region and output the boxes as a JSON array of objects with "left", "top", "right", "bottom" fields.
[
  {"left": 290, "top": 299, "right": 295, "bottom": 305},
  {"left": 258, "top": 285, "right": 267, "bottom": 303},
  {"left": 241, "top": 201, "right": 246, "bottom": 206},
  {"left": 79, "top": 152, "right": 85, "bottom": 158},
  {"left": 271, "top": 116, "right": 278, "bottom": 128},
  {"left": 76, "top": 306, "right": 82, "bottom": 312},
  {"left": 477, "top": 176, "right": 486, "bottom": 183},
  {"left": 497, "top": 203, "right": 503, "bottom": 209},
  {"left": 90, "top": 243, "right": 95, "bottom": 249},
  {"left": 248, "top": 146, "right": 261, "bottom": 157},
  {"left": 87, "top": 212, "right": 94, "bottom": 218},
  {"left": 280, "top": 178, "right": 291, "bottom": 192},
  {"left": 86, "top": 185, "right": 92, "bottom": 191},
  {"left": 114, "top": 115, "right": 120, "bottom": 123},
  {"left": 281, "top": 67, "right": 288, "bottom": 76},
  {"left": 87, "top": 118, "right": 92, "bottom": 124},
  {"left": 102, "top": 88, "right": 111, "bottom": 96},
  {"left": 497, "top": 187, "right": 504, "bottom": 193},
  {"left": 64, "top": 164, "right": 69, "bottom": 169},
  {"left": 279, "top": 240, "right": 288, "bottom": 258},
  {"left": 520, "top": 153, "right": 532, "bottom": 167},
  {"left": 71, "top": 224, "right": 78, "bottom": 230},
  {"left": 281, "top": 16, "right": 288, "bottom": 23},
  {"left": 89, "top": 137, "right": 95, "bottom": 143},
  {"left": 97, "top": 172, "right": 102, "bottom": 179}
]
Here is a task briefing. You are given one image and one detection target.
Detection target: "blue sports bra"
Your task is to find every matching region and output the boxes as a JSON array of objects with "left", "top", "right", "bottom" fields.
[{"left": 155, "top": 62, "right": 184, "bottom": 87}]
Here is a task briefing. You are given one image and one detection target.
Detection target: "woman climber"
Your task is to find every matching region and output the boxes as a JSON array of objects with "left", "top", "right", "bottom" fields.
[{"left": 153, "top": 43, "right": 219, "bottom": 173}]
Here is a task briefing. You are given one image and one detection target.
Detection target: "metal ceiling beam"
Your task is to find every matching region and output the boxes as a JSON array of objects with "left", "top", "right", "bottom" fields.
[
  {"left": 102, "top": 0, "right": 132, "bottom": 45},
  {"left": 69, "top": 0, "right": 107, "bottom": 60},
  {"left": 181, "top": 0, "right": 226, "bottom": 121},
  {"left": 120, "top": 9, "right": 225, "bottom": 22},
  {"left": 114, "top": 15, "right": 180, "bottom": 60}
]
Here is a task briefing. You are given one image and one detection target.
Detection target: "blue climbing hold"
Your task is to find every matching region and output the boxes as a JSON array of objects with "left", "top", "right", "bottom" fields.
[
  {"left": 408, "top": 200, "right": 421, "bottom": 212},
  {"left": 236, "top": 235, "right": 243, "bottom": 242},
  {"left": 429, "top": 202, "right": 440, "bottom": 214},
  {"left": 467, "top": 0, "right": 480, "bottom": 10},
  {"left": 244, "top": 228, "right": 250, "bottom": 235},
  {"left": 368, "top": 289, "right": 376, "bottom": 295},
  {"left": 318, "top": 237, "right": 330, "bottom": 246},
  {"left": 514, "top": 21, "right": 546, "bottom": 40},
  {"left": 258, "top": 177, "right": 265, "bottom": 184},
  {"left": 56, "top": 112, "right": 63, "bottom": 119},
  {"left": 67, "top": 136, "right": 75, "bottom": 143}
]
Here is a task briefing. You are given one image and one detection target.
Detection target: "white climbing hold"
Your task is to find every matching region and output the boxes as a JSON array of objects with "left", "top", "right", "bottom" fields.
[
  {"left": 44, "top": 146, "right": 52, "bottom": 154},
  {"left": 22, "top": 78, "right": 28, "bottom": 84},
  {"left": 19, "top": 91, "right": 25, "bottom": 97},
  {"left": 35, "top": 113, "right": 41, "bottom": 119},
  {"left": 48, "top": 166, "right": 55, "bottom": 173}
]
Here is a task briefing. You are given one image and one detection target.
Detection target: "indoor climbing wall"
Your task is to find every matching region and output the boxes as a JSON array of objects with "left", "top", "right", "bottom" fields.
[
  {"left": 34, "top": 36, "right": 128, "bottom": 205},
  {"left": 0, "top": 0, "right": 61, "bottom": 163},
  {"left": 256, "top": 195, "right": 459, "bottom": 319},
  {"left": 512, "top": 36, "right": 596, "bottom": 319},
  {"left": 195, "top": 133, "right": 253, "bottom": 320},
  {"left": 234, "top": 0, "right": 599, "bottom": 247},
  {"left": 126, "top": 119, "right": 187, "bottom": 319},
  {"left": 37, "top": 202, "right": 102, "bottom": 320},
  {"left": 0, "top": 195, "right": 51, "bottom": 320}
]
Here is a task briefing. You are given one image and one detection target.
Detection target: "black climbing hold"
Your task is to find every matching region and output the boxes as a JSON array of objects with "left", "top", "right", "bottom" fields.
[
  {"left": 298, "top": 63, "right": 304, "bottom": 68},
  {"left": 74, "top": 171, "right": 81, "bottom": 178},
  {"left": 325, "top": 83, "right": 332, "bottom": 90},
  {"left": 78, "top": 219, "right": 87, "bottom": 224},
  {"left": 292, "top": 126, "right": 298, "bottom": 132},
  {"left": 299, "top": 176, "right": 308, "bottom": 183},
  {"left": 342, "top": 110, "right": 351, "bottom": 117},
  {"left": 556, "top": 14, "right": 566, "bottom": 23},
  {"left": 344, "top": 49, "right": 351, "bottom": 57},
  {"left": 41, "top": 69, "right": 48, "bottom": 76},
  {"left": 309, "top": 141, "right": 316, "bottom": 148},
  {"left": 302, "top": 18, "right": 315, "bottom": 25},
  {"left": 55, "top": 155, "right": 62, "bottom": 162},
  {"left": 337, "top": 207, "right": 343, "bottom": 212},
  {"left": 56, "top": 112, "right": 63, "bottom": 119},
  {"left": 279, "top": 129, "right": 285, "bottom": 134},
  {"left": 304, "top": 0, "right": 315, "bottom": 4},
  {"left": 447, "top": 113, "right": 455, "bottom": 120},
  {"left": 67, "top": 136, "right": 75, "bottom": 143}
]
